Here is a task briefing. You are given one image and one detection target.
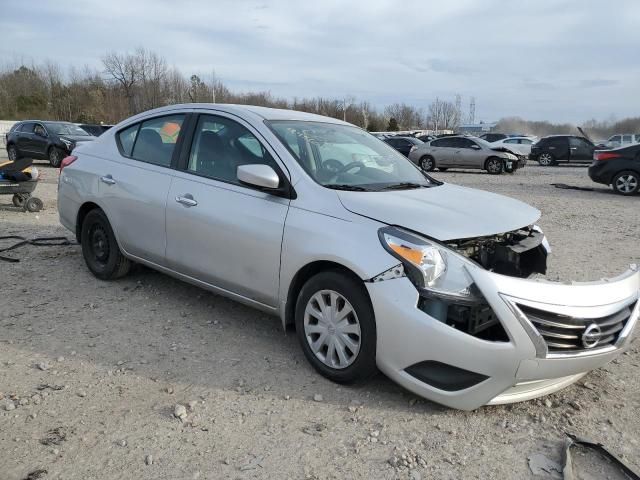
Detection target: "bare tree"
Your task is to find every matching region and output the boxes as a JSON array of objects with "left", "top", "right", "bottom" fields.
[{"left": 102, "top": 51, "right": 139, "bottom": 114}]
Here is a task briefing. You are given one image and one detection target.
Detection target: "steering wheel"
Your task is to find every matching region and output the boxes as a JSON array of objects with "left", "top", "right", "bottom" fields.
[{"left": 322, "top": 159, "right": 365, "bottom": 175}]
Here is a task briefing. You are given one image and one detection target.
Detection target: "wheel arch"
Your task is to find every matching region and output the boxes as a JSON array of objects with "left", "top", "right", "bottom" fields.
[
  {"left": 75, "top": 201, "right": 108, "bottom": 243},
  {"left": 283, "top": 260, "right": 369, "bottom": 331}
]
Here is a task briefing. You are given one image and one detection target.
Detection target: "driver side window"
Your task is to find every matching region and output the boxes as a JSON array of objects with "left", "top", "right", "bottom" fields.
[
  {"left": 187, "top": 115, "right": 277, "bottom": 185},
  {"left": 34, "top": 124, "right": 46, "bottom": 136}
]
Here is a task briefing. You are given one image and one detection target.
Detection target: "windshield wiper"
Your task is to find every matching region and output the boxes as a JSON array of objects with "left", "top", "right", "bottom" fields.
[
  {"left": 380, "top": 182, "right": 429, "bottom": 190},
  {"left": 325, "top": 184, "right": 370, "bottom": 191}
]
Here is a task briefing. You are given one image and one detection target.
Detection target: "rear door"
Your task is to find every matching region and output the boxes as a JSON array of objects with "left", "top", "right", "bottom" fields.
[
  {"left": 429, "top": 138, "right": 453, "bottom": 166},
  {"left": 17, "top": 122, "right": 35, "bottom": 154},
  {"left": 165, "top": 112, "right": 290, "bottom": 307},
  {"left": 100, "top": 113, "right": 188, "bottom": 265},
  {"left": 547, "top": 137, "right": 568, "bottom": 160}
]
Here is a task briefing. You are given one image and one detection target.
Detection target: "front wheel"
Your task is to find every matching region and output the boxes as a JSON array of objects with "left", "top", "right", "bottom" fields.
[
  {"left": 485, "top": 157, "right": 504, "bottom": 174},
  {"left": 48, "top": 147, "right": 64, "bottom": 167},
  {"left": 81, "top": 209, "right": 131, "bottom": 280},
  {"left": 612, "top": 171, "right": 639, "bottom": 196},
  {"left": 419, "top": 155, "right": 435, "bottom": 171},
  {"left": 295, "top": 271, "right": 377, "bottom": 384}
]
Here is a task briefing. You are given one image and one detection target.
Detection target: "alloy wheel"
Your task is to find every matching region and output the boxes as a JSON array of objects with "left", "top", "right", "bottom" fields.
[
  {"left": 8, "top": 146, "right": 17, "bottom": 161},
  {"left": 49, "top": 148, "right": 62, "bottom": 167},
  {"left": 487, "top": 158, "right": 503, "bottom": 174},
  {"left": 614, "top": 173, "right": 639, "bottom": 194},
  {"left": 420, "top": 157, "right": 433, "bottom": 171},
  {"left": 303, "top": 290, "right": 361, "bottom": 369},
  {"left": 538, "top": 153, "right": 553, "bottom": 166}
]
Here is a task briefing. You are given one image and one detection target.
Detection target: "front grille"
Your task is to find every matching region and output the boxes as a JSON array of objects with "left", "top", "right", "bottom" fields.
[{"left": 518, "top": 303, "right": 634, "bottom": 353}]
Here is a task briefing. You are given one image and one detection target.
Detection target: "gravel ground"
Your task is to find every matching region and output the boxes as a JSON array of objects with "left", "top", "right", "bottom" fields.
[{"left": 1, "top": 162, "right": 639, "bottom": 480}]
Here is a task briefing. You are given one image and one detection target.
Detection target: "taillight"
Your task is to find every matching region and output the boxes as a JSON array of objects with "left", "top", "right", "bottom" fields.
[
  {"left": 594, "top": 152, "right": 621, "bottom": 161},
  {"left": 59, "top": 155, "right": 78, "bottom": 172}
]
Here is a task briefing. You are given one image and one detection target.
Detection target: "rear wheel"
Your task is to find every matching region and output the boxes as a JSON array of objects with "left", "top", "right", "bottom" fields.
[
  {"left": 7, "top": 145, "right": 18, "bottom": 161},
  {"left": 485, "top": 157, "right": 503, "bottom": 174},
  {"left": 419, "top": 155, "right": 435, "bottom": 171},
  {"left": 612, "top": 171, "right": 639, "bottom": 196},
  {"left": 295, "top": 271, "right": 377, "bottom": 384},
  {"left": 538, "top": 152, "right": 555, "bottom": 166},
  {"left": 48, "top": 147, "right": 64, "bottom": 167},
  {"left": 81, "top": 209, "right": 131, "bottom": 280}
]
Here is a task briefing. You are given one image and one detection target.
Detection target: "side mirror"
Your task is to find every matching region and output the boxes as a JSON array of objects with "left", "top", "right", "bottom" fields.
[
  {"left": 237, "top": 164, "right": 280, "bottom": 190},
  {"left": 471, "top": 144, "right": 481, "bottom": 150}
]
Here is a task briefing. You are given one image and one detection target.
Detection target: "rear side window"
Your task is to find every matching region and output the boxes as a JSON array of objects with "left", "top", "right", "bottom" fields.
[
  {"left": 622, "top": 135, "right": 632, "bottom": 143},
  {"left": 20, "top": 122, "right": 35, "bottom": 133},
  {"left": 118, "top": 124, "right": 138, "bottom": 156},
  {"left": 431, "top": 138, "right": 451, "bottom": 147},
  {"left": 119, "top": 114, "right": 185, "bottom": 167}
]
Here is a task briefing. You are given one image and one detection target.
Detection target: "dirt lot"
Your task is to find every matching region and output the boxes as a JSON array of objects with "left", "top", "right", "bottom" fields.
[{"left": 1, "top": 162, "right": 639, "bottom": 480}]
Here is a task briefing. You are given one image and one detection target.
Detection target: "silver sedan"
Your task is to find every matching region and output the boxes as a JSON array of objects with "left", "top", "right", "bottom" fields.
[
  {"left": 58, "top": 105, "right": 639, "bottom": 410},
  {"left": 408, "top": 135, "right": 520, "bottom": 173}
]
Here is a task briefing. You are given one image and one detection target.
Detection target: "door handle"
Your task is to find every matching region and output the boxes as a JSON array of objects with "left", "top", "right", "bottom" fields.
[
  {"left": 100, "top": 175, "right": 116, "bottom": 185},
  {"left": 570, "top": 147, "right": 577, "bottom": 150},
  {"left": 175, "top": 195, "right": 198, "bottom": 207}
]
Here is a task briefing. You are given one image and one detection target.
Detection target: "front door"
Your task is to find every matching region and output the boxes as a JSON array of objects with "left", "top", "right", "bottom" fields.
[
  {"left": 569, "top": 137, "right": 593, "bottom": 161},
  {"left": 165, "top": 113, "right": 290, "bottom": 307},
  {"left": 32, "top": 123, "right": 49, "bottom": 157}
]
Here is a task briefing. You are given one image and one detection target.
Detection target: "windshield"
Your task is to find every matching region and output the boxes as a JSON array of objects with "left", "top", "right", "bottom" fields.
[
  {"left": 267, "top": 121, "right": 435, "bottom": 191},
  {"left": 44, "top": 122, "right": 90, "bottom": 136}
]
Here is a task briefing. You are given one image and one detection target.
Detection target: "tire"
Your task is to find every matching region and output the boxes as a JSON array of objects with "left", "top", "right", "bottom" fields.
[
  {"left": 438, "top": 167, "right": 448, "bottom": 172},
  {"left": 80, "top": 209, "right": 131, "bottom": 280},
  {"left": 7, "top": 144, "right": 18, "bottom": 161},
  {"left": 612, "top": 171, "right": 640, "bottom": 196},
  {"left": 485, "top": 157, "right": 503, "bottom": 175},
  {"left": 48, "top": 147, "right": 64, "bottom": 167},
  {"left": 12, "top": 193, "right": 26, "bottom": 208},
  {"left": 25, "top": 197, "right": 43, "bottom": 212},
  {"left": 537, "top": 152, "right": 556, "bottom": 166},
  {"left": 419, "top": 155, "right": 435, "bottom": 172},
  {"left": 295, "top": 270, "right": 377, "bottom": 384}
]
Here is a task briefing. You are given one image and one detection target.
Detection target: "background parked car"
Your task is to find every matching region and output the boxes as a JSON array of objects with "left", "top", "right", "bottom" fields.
[
  {"left": 479, "top": 133, "right": 508, "bottom": 143},
  {"left": 491, "top": 136, "right": 535, "bottom": 157},
  {"left": 416, "top": 133, "right": 436, "bottom": 143},
  {"left": 77, "top": 123, "right": 113, "bottom": 136},
  {"left": 408, "top": 135, "right": 521, "bottom": 174},
  {"left": 529, "top": 135, "right": 595, "bottom": 166},
  {"left": 6, "top": 120, "right": 95, "bottom": 166},
  {"left": 603, "top": 134, "right": 640, "bottom": 150},
  {"left": 589, "top": 144, "right": 640, "bottom": 195},
  {"left": 383, "top": 136, "right": 423, "bottom": 157}
]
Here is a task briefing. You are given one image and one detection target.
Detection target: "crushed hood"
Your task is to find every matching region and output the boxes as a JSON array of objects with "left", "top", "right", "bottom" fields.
[{"left": 337, "top": 183, "right": 541, "bottom": 241}]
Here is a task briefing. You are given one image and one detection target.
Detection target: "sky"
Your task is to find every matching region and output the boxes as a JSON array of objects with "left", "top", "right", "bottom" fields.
[{"left": 1, "top": 0, "right": 639, "bottom": 123}]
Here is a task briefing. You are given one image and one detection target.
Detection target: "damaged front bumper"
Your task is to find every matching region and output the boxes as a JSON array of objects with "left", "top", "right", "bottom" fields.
[{"left": 368, "top": 265, "right": 640, "bottom": 410}]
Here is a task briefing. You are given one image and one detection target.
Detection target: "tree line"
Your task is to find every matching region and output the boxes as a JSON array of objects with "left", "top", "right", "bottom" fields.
[{"left": 0, "top": 48, "right": 637, "bottom": 138}]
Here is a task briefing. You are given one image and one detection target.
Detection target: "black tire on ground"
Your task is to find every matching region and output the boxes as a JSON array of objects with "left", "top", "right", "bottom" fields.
[
  {"left": 295, "top": 270, "right": 377, "bottom": 384},
  {"left": 80, "top": 209, "right": 131, "bottom": 280},
  {"left": 7, "top": 144, "right": 18, "bottom": 161},
  {"left": 537, "top": 152, "right": 556, "bottom": 166},
  {"left": 485, "top": 157, "right": 504, "bottom": 175},
  {"left": 12, "top": 193, "right": 27, "bottom": 208},
  {"left": 48, "top": 146, "right": 64, "bottom": 167},
  {"left": 419, "top": 155, "right": 435, "bottom": 172},
  {"left": 25, "top": 197, "right": 43, "bottom": 212},
  {"left": 612, "top": 171, "right": 640, "bottom": 196}
]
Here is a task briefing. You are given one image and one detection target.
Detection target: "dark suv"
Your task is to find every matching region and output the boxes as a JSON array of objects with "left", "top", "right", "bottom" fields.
[
  {"left": 529, "top": 135, "right": 595, "bottom": 166},
  {"left": 6, "top": 121, "right": 95, "bottom": 167}
]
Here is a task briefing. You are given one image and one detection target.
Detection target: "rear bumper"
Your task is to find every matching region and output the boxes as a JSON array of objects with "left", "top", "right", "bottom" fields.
[
  {"left": 588, "top": 161, "right": 613, "bottom": 185},
  {"left": 368, "top": 266, "right": 639, "bottom": 410}
]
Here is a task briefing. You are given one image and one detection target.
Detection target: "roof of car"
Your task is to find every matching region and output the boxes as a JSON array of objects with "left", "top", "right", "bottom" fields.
[{"left": 137, "top": 103, "right": 351, "bottom": 125}]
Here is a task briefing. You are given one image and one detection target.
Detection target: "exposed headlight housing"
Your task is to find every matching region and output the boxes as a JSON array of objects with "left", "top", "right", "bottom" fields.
[
  {"left": 379, "top": 226, "right": 481, "bottom": 304},
  {"left": 60, "top": 138, "right": 74, "bottom": 150}
]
